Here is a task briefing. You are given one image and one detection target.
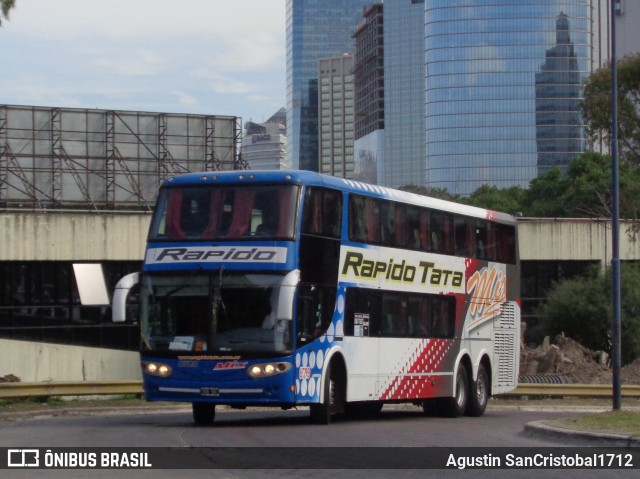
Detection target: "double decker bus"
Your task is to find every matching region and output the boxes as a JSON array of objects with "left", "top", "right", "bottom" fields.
[{"left": 112, "top": 170, "right": 520, "bottom": 425}]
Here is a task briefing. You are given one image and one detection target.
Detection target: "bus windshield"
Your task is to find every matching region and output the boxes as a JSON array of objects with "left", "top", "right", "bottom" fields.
[
  {"left": 140, "top": 272, "right": 294, "bottom": 356},
  {"left": 149, "top": 184, "right": 299, "bottom": 241}
]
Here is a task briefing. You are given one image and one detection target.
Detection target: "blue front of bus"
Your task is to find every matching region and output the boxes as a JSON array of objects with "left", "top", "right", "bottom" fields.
[
  {"left": 137, "top": 174, "right": 302, "bottom": 407},
  {"left": 138, "top": 267, "right": 300, "bottom": 406}
]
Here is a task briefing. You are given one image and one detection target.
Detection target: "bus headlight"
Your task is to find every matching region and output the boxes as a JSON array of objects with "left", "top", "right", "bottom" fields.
[
  {"left": 247, "top": 362, "right": 291, "bottom": 379},
  {"left": 143, "top": 362, "right": 173, "bottom": 378}
]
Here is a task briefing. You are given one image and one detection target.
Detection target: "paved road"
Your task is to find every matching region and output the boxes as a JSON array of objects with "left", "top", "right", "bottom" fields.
[{"left": 0, "top": 405, "right": 638, "bottom": 479}]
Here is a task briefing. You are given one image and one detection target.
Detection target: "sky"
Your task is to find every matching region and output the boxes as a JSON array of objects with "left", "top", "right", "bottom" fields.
[{"left": 0, "top": 0, "right": 286, "bottom": 124}]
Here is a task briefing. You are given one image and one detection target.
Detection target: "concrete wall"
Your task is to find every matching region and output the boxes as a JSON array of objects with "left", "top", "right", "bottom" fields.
[
  {"left": 0, "top": 211, "right": 151, "bottom": 261},
  {"left": 517, "top": 218, "right": 640, "bottom": 264},
  {"left": 0, "top": 339, "right": 141, "bottom": 382},
  {"left": 1, "top": 213, "right": 639, "bottom": 382}
]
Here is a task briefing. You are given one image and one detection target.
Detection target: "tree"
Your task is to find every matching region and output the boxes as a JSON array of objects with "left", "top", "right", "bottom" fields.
[
  {"left": 535, "top": 263, "right": 640, "bottom": 366},
  {"left": 1, "top": 0, "right": 16, "bottom": 26},
  {"left": 522, "top": 168, "right": 571, "bottom": 217},
  {"left": 461, "top": 184, "right": 527, "bottom": 216},
  {"left": 582, "top": 53, "right": 640, "bottom": 164},
  {"left": 461, "top": 151, "right": 640, "bottom": 220}
]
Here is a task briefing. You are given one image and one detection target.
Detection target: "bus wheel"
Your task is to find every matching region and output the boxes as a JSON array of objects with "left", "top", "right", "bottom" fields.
[
  {"left": 310, "top": 362, "right": 344, "bottom": 425},
  {"left": 437, "top": 365, "right": 468, "bottom": 418},
  {"left": 192, "top": 403, "right": 215, "bottom": 426},
  {"left": 466, "top": 364, "right": 489, "bottom": 417}
]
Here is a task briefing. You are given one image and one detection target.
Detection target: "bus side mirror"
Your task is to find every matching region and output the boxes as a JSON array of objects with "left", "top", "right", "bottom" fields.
[{"left": 113, "top": 272, "right": 140, "bottom": 323}]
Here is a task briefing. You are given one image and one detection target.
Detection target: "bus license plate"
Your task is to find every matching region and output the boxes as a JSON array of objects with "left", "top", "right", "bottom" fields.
[{"left": 201, "top": 387, "right": 220, "bottom": 397}]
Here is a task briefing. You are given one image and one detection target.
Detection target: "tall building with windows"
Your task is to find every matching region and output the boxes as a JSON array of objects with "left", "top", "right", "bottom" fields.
[
  {"left": 423, "top": 1, "right": 592, "bottom": 196},
  {"left": 286, "top": 0, "right": 372, "bottom": 172},
  {"left": 383, "top": 0, "right": 426, "bottom": 189},
  {"left": 352, "top": 3, "right": 385, "bottom": 185},
  {"left": 318, "top": 55, "right": 355, "bottom": 179}
]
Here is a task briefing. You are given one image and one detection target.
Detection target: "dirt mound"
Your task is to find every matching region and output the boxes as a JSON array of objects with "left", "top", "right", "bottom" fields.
[
  {"left": 0, "top": 374, "right": 20, "bottom": 383},
  {"left": 520, "top": 333, "right": 640, "bottom": 385}
]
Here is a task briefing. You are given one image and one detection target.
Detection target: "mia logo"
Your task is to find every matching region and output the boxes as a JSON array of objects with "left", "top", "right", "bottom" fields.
[{"left": 466, "top": 266, "right": 506, "bottom": 330}]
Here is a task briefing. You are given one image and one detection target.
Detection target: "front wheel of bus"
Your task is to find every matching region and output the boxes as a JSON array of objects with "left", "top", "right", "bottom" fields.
[
  {"left": 438, "top": 365, "right": 468, "bottom": 418},
  {"left": 466, "top": 364, "right": 489, "bottom": 417},
  {"left": 310, "top": 361, "right": 345, "bottom": 425},
  {"left": 192, "top": 403, "right": 215, "bottom": 426}
]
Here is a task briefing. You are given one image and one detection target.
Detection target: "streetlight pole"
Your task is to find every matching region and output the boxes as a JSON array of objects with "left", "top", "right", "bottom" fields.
[{"left": 610, "top": 0, "right": 621, "bottom": 411}]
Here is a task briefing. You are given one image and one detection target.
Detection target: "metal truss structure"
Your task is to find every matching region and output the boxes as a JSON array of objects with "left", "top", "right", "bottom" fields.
[{"left": 0, "top": 105, "right": 245, "bottom": 210}]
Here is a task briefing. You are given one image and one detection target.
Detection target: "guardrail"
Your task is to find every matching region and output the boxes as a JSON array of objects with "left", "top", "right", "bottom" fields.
[
  {"left": 500, "top": 383, "right": 640, "bottom": 398},
  {"left": 0, "top": 381, "right": 639, "bottom": 400},
  {"left": 0, "top": 380, "right": 143, "bottom": 399}
]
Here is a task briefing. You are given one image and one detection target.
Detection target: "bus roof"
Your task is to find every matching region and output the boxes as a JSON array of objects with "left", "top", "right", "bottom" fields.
[{"left": 161, "top": 170, "right": 516, "bottom": 225}]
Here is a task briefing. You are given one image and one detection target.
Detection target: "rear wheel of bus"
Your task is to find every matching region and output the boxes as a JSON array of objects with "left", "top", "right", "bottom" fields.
[
  {"left": 437, "top": 364, "right": 469, "bottom": 418},
  {"left": 192, "top": 403, "right": 216, "bottom": 426},
  {"left": 466, "top": 363, "right": 489, "bottom": 417}
]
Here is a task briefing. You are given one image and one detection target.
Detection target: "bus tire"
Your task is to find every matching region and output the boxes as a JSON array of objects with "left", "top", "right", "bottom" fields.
[
  {"left": 192, "top": 403, "right": 215, "bottom": 426},
  {"left": 437, "top": 365, "right": 468, "bottom": 418},
  {"left": 310, "top": 361, "right": 345, "bottom": 425},
  {"left": 466, "top": 363, "right": 489, "bottom": 417}
]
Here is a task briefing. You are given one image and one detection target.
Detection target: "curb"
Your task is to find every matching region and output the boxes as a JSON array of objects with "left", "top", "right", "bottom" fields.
[{"left": 524, "top": 420, "right": 640, "bottom": 447}]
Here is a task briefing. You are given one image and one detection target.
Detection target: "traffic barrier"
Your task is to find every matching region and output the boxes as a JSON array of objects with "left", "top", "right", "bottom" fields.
[
  {"left": 500, "top": 383, "right": 640, "bottom": 398},
  {"left": 0, "top": 380, "right": 143, "bottom": 399},
  {"left": 1, "top": 381, "right": 639, "bottom": 399}
]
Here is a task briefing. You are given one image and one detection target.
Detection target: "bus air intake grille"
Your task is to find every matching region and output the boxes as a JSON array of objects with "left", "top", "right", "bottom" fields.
[{"left": 494, "top": 302, "right": 520, "bottom": 387}]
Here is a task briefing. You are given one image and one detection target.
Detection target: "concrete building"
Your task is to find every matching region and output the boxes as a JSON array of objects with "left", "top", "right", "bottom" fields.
[
  {"left": 318, "top": 55, "right": 355, "bottom": 179},
  {"left": 0, "top": 104, "right": 242, "bottom": 351}
]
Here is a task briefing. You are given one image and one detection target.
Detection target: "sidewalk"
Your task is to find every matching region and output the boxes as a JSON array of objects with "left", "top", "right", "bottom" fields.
[{"left": 523, "top": 419, "right": 640, "bottom": 447}]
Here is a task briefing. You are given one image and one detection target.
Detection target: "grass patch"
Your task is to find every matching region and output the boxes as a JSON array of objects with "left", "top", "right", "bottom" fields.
[{"left": 551, "top": 411, "right": 640, "bottom": 437}]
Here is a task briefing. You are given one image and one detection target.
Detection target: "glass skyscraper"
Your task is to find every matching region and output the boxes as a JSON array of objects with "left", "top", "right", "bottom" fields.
[
  {"left": 383, "top": 0, "right": 426, "bottom": 189},
  {"left": 286, "top": 0, "right": 372, "bottom": 172},
  {"left": 424, "top": 1, "right": 591, "bottom": 195}
]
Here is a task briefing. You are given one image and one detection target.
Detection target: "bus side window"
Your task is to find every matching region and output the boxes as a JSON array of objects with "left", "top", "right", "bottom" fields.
[
  {"left": 454, "top": 217, "right": 475, "bottom": 258},
  {"left": 322, "top": 189, "right": 342, "bottom": 238},
  {"left": 431, "top": 212, "right": 454, "bottom": 255},
  {"left": 380, "top": 293, "right": 404, "bottom": 337},
  {"left": 407, "top": 296, "right": 430, "bottom": 338},
  {"left": 496, "top": 224, "right": 517, "bottom": 264},
  {"left": 431, "top": 296, "right": 455, "bottom": 338},
  {"left": 364, "top": 198, "right": 379, "bottom": 243},
  {"left": 349, "top": 195, "right": 367, "bottom": 243}
]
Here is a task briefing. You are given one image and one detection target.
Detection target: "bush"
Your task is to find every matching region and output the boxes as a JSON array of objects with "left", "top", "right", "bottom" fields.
[{"left": 536, "top": 263, "right": 640, "bottom": 365}]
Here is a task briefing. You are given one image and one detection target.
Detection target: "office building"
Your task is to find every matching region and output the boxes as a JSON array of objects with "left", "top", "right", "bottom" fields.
[
  {"left": 318, "top": 55, "right": 355, "bottom": 179},
  {"left": 424, "top": 1, "right": 592, "bottom": 196},
  {"left": 241, "top": 108, "right": 287, "bottom": 170},
  {"left": 352, "top": 3, "right": 385, "bottom": 184},
  {"left": 383, "top": 0, "right": 426, "bottom": 189},
  {"left": 286, "top": 0, "right": 372, "bottom": 172}
]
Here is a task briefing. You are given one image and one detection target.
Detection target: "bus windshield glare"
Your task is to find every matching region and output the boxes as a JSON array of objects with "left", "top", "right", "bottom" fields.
[{"left": 149, "top": 185, "right": 299, "bottom": 241}]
